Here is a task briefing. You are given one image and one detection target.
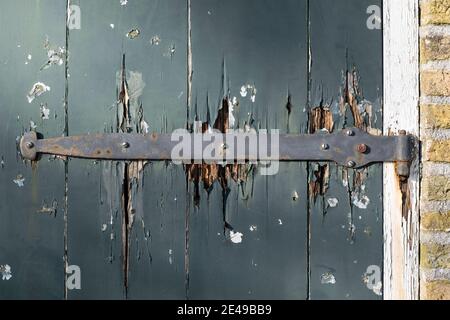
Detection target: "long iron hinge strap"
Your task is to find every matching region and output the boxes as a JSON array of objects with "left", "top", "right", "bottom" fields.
[{"left": 19, "top": 128, "right": 414, "bottom": 176}]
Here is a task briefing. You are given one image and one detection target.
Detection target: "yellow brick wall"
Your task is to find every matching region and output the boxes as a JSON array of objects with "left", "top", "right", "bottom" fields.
[{"left": 420, "top": 0, "right": 450, "bottom": 300}]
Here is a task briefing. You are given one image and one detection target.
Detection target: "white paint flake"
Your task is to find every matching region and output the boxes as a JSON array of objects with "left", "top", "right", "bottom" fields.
[
  {"left": 278, "top": 219, "right": 283, "bottom": 225},
  {"left": 249, "top": 225, "right": 257, "bottom": 232},
  {"left": 0, "top": 265, "right": 12, "bottom": 281},
  {"left": 126, "top": 29, "right": 140, "bottom": 39},
  {"left": 321, "top": 272, "right": 336, "bottom": 285},
  {"left": 169, "top": 249, "right": 173, "bottom": 265},
  {"left": 40, "top": 104, "right": 50, "bottom": 120},
  {"left": 13, "top": 175, "right": 25, "bottom": 187},
  {"left": 327, "top": 198, "right": 339, "bottom": 208},
  {"left": 101, "top": 224, "right": 107, "bottom": 232},
  {"left": 41, "top": 37, "right": 66, "bottom": 70},
  {"left": 120, "top": 0, "right": 128, "bottom": 5},
  {"left": 230, "top": 230, "right": 243, "bottom": 244},
  {"left": 110, "top": 23, "right": 115, "bottom": 29},
  {"left": 240, "top": 84, "right": 257, "bottom": 103},
  {"left": 292, "top": 191, "right": 299, "bottom": 201},
  {"left": 352, "top": 193, "right": 370, "bottom": 209},
  {"left": 150, "top": 35, "right": 161, "bottom": 46},
  {"left": 163, "top": 44, "right": 176, "bottom": 58},
  {"left": 140, "top": 120, "right": 150, "bottom": 134},
  {"left": 27, "top": 82, "right": 51, "bottom": 103}
]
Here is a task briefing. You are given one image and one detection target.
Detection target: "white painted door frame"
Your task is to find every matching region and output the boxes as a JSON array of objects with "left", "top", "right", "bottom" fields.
[{"left": 383, "top": 0, "right": 420, "bottom": 300}]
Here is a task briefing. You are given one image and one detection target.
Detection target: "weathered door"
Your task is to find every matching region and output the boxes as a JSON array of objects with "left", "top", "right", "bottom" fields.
[{"left": 0, "top": 0, "right": 383, "bottom": 299}]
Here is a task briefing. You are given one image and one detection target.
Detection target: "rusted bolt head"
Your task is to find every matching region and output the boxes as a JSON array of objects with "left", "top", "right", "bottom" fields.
[
  {"left": 346, "top": 129, "right": 354, "bottom": 136},
  {"left": 321, "top": 143, "right": 329, "bottom": 150},
  {"left": 347, "top": 160, "right": 356, "bottom": 168},
  {"left": 122, "top": 142, "right": 130, "bottom": 149},
  {"left": 399, "top": 130, "right": 407, "bottom": 136},
  {"left": 26, "top": 142, "right": 34, "bottom": 149},
  {"left": 357, "top": 144, "right": 368, "bottom": 154}
]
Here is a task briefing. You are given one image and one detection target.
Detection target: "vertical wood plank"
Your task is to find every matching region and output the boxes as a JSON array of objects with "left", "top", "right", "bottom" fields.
[
  {"left": 383, "top": 0, "right": 420, "bottom": 300},
  {"left": 0, "top": 0, "right": 66, "bottom": 299},
  {"left": 308, "top": 0, "right": 384, "bottom": 299}
]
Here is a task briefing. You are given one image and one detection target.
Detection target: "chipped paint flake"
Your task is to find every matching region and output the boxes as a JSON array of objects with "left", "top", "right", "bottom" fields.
[
  {"left": 110, "top": 24, "right": 115, "bottom": 29},
  {"left": 230, "top": 230, "right": 243, "bottom": 244},
  {"left": 40, "top": 104, "right": 50, "bottom": 120},
  {"left": 240, "top": 84, "right": 257, "bottom": 103},
  {"left": 278, "top": 219, "right": 283, "bottom": 225},
  {"left": 41, "top": 37, "right": 66, "bottom": 71},
  {"left": 29, "top": 121, "right": 37, "bottom": 130},
  {"left": 120, "top": 0, "right": 128, "bottom": 6},
  {"left": 37, "top": 200, "right": 58, "bottom": 216},
  {"left": 0, "top": 265, "right": 12, "bottom": 281},
  {"left": 140, "top": 120, "right": 150, "bottom": 134},
  {"left": 352, "top": 193, "right": 370, "bottom": 210},
  {"left": 321, "top": 272, "right": 336, "bottom": 285},
  {"left": 13, "top": 174, "right": 25, "bottom": 187},
  {"left": 101, "top": 224, "right": 107, "bottom": 232},
  {"left": 163, "top": 44, "right": 176, "bottom": 58},
  {"left": 249, "top": 225, "right": 257, "bottom": 232},
  {"left": 126, "top": 29, "right": 140, "bottom": 39},
  {"left": 27, "top": 82, "right": 50, "bottom": 103},
  {"left": 150, "top": 35, "right": 161, "bottom": 46},
  {"left": 327, "top": 198, "right": 339, "bottom": 208},
  {"left": 292, "top": 191, "right": 299, "bottom": 201}
]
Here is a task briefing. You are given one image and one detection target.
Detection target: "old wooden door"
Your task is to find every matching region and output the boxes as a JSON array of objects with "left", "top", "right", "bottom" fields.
[{"left": 0, "top": 0, "right": 384, "bottom": 299}]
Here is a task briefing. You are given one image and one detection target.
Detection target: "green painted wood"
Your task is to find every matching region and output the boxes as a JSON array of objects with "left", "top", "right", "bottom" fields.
[
  {"left": 0, "top": 0, "right": 385, "bottom": 300},
  {"left": 0, "top": 0, "right": 66, "bottom": 299},
  {"left": 308, "top": 0, "right": 384, "bottom": 299},
  {"left": 187, "top": 0, "right": 309, "bottom": 299}
]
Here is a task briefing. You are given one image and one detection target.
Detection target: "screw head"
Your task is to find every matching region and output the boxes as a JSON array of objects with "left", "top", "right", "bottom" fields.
[
  {"left": 321, "top": 143, "right": 329, "bottom": 150},
  {"left": 122, "top": 142, "right": 130, "bottom": 149},
  {"left": 26, "top": 142, "right": 34, "bottom": 149},
  {"left": 357, "top": 144, "right": 368, "bottom": 154},
  {"left": 346, "top": 129, "right": 355, "bottom": 136},
  {"left": 347, "top": 160, "right": 356, "bottom": 168}
]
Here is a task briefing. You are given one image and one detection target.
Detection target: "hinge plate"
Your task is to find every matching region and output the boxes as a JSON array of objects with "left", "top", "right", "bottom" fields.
[{"left": 19, "top": 128, "right": 414, "bottom": 176}]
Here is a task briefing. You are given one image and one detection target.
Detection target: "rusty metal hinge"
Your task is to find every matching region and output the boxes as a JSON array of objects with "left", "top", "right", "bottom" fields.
[{"left": 19, "top": 128, "right": 415, "bottom": 178}]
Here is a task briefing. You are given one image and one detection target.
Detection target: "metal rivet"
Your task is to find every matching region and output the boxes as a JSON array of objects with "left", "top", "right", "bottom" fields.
[
  {"left": 347, "top": 160, "right": 356, "bottom": 168},
  {"left": 221, "top": 143, "right": 229, "bottom": 150},
  {"left": 26, "top": 142, "right": 34, "bottom": 149},
  {"left": 321, "top": 144, "right": 329, "bottom": 150},
  {"left": 357, "top": 144, "right": 368, "bottom": 154},
  {"left": 346, "top": 129, "right": 354, "bottom": 136},
  {"left": 399, "top": 130, "right": 407, "bottom": 136},
  {"left": 122, "top": 142, "right": 130, "bottom": 149}
]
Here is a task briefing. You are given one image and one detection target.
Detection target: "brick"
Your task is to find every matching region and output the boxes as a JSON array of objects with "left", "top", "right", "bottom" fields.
[
  {"left": 421, "top": 0, "right": 450, "bottom": 25},
  {"left": 422, "top": 176, "right": 450, "bottom": 200},
  {"left": 422, "top": 212, "right": 450, "bottom": 231},
  {"left": 421, "top": 280, "right": 450, "bottom": 300},
  {"left": 421, "top": 36, "right": 450, "bottom": 63},
  {"left": 421, "top": 71, "right": 450, "bottom": 96},
  {"left": 427, "top": 140, "right": 450, "bottom": 162},
  {"left": 421, "top": 105, "right": 450, "bottom": 129},
  {"left": 421, "top": 243, "right": 450, "bottom": 268}
]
